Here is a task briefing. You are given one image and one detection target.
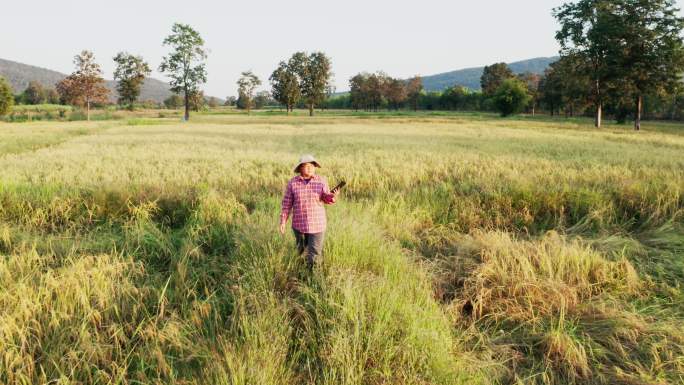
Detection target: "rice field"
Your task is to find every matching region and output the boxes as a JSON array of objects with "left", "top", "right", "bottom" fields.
[{"left": 0, "top": 112, "right": 683, "bottom": 385}]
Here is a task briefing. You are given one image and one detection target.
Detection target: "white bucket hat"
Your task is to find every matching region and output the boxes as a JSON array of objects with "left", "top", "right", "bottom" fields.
[{"left": 293, "top": 154, "right": 321, "bottom": 173}]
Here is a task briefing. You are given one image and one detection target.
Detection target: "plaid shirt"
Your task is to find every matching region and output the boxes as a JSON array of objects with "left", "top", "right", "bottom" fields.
[{"left": 280, "top": 174, "right": 336, "bottom": 233}]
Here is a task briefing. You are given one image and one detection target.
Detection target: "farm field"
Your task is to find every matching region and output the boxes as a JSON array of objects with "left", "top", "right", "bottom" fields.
[{"left": 0, "top": 112, "right": 683, "bottom": 385}]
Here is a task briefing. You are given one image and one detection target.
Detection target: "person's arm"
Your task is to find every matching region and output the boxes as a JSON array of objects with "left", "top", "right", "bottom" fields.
[
  {"left": 280, "top": 181, "right": 294, "bottom": 225},
  {"left": 321, "top": 179, "right": 337, "bottom": 205}
]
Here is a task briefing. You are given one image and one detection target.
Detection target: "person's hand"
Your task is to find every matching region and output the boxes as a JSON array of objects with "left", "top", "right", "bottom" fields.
[
  {"left": 279, "top": 222, "right": 286, "bottom": 235},
  {"left": 326, "top": 190, "right": 338, "bottom": 204}
]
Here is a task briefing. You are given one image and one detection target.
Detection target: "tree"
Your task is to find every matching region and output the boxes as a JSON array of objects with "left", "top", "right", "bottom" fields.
[
  {"left": 538, "top": 55, "right": 592, "bottom": 116},
  {"left": 164, "top": 94, "right": 184, "bottom": 109},
  {"left": 113, "top": 52, "right": 151, "bottom": 110},
  {"left": 325, "top": 83, "right": 336, "bottom": 108},
  {"left": 23, "top": 81, "right": 46, "bottom": 104},
  {"left": 539, "top": 66, "right": 564, "bottom": 116},
  {"left": 299, "top": 52, "right": 332, "bottom": 116},
  {"left": 271, "top": 51, "right": 332, "bottom": 115},
  {"left": 441, "top": 86, "right": 468, "bottom": 110},
  {"left": 159, "top": 23, "right": 208, "bottom": 121},
  {"left": 207, "top": 96, "right": 220, "bottom": 108},
  {"left": 270, "top": 59, "right": 301, "bottom": 114},
  {"left": 254, "top": 91, "right": 272, "bottom": 109},
  {"left": 224, "top": 96, "right": 237, "bottom": 106},
  {"left": 348, "top": 71, "right": 404, "bottom": 111},
  {"left": 493, "top": 78, "right": 531, "bottom": 116},
  {"left": 554, "top": 1, "right": 620, "bottom": 128},
  {"left": 55, "top": 50, "right": 110, "bottom": 121},
  {"left": 481, "top": 63, "right": 514, "bottom": 97},
  {"left": 517, "top": 72, "right": 541, "bottom": 115},
  {"left": 188, "top": 91, "right": 206, "bottom": 111},
  {"left": 613, "top": 0, "right": 684, "bottom": 130},
  {"left": 0, "top": 76, "right": 13, "bottom": 116},
  {"left": 365, "top": 73, "right": 384, "bottom": 111},
  {"left": 385, "top": 77, "right": 408, "bottom": 110},
  {"left": 406, "top": 76, "right": 423, "bottom": 111},
  {"left": 349, "top": 72, "right": 368, "bottom": 110},
  {"left": 45, "top": 88, "right": 60, "bottom": 104},
  {"left": 237, "top": 71, "right": 261, "bottom": 114}
]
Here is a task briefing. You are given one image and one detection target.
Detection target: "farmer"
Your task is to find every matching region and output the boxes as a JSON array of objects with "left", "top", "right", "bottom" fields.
[{"left": 279, "top": 154, "right": 338, "bottom": 271}]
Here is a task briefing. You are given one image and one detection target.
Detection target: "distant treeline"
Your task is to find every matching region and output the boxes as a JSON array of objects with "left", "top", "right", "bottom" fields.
[
  {"left": 320, "top": 58, "right": 684, "bottom": 124},
  {"left": 323, "top": 84, "right": 486, "bottom": 112}
]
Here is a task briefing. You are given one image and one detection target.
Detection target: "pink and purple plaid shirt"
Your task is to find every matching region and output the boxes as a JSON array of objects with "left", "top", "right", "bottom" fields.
[{"left": 280, "top": 174, "right": 336, "bottom": 233}]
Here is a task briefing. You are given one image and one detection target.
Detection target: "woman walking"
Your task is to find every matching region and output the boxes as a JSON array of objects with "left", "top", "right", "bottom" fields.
[{"left": 279, "top": 154, "right": 338, "bottom": 271}]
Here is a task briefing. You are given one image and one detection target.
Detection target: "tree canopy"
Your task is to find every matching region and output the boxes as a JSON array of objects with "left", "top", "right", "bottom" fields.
[
  {"left": 493, "top": 78, "right": 531, "bottom": 117},
  {"left": 299, "top": 52, "right": 333, "bottom": 116},
  {"left": 0, "top": 76, "right": 13, "bottom": 116},
  {"left": 270, "top": 59, "right": 301, "bottom": 114},
  {"left": 481, "top": 63, "right": 514, "bottom": 97},
  {"left": 237, "top": 71, "right": 261, "bottom": 114},
  {"left": 113, "top": 52, "right": 151, "bottom": 110},
  {"left": 55, "top": 50, "right": 109, "bottom": 121},
  {"left": 159, "top": 23, "right": 207, "bottom": 121}
]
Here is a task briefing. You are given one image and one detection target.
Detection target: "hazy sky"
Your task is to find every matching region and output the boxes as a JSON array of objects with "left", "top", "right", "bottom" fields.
[{"left": 2, "top": 0, "right": 683, "bottom": 97}]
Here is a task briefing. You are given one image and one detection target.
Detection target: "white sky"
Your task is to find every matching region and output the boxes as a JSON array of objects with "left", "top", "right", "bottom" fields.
[{"left": 2, "top": 0, "right": 683, "bottom": 97}]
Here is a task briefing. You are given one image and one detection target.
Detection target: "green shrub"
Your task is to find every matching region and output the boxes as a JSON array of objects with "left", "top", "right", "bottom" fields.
[
  {"left": 493, "top": 78, "right": 531, "bottom": 116},
  {"left": 0, "top": 76, "right": 14, "bottom": 116}
]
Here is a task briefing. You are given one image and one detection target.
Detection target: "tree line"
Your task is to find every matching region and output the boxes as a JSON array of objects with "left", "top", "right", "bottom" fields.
[
  {"left": 2, "top": 0, "right": 684, "bottom": 127},
  {"left": 325, "top": 0, "right": 684, "bottom": 129},
  {"left": 0, "top": 23, "right": 209, "bottom": 120},
  {"left": 0, "top": 22, "right": 337, "bottom": 120},
  {"left": 548, "top": 0, "right": 684, "bottom": 130}
]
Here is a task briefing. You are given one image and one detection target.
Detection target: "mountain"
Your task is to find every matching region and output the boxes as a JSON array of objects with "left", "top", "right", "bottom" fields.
[
  {"left": 419, "top": 56, "right": 559, "bottom": 92},
  {"left": 0, "top": 58, "right": 173, "bottom": 103}
]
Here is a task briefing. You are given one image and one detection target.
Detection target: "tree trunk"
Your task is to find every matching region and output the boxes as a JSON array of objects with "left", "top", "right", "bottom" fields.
[
  {"left": 309, "top": 103, "right": 314, "bottom": 117},
  {"left": 531, "top": 104, "right": 535, "bottom": 116},
  {"left": 87, "top": 99, "right": 90, "bottom": 121},
  {"left": 671, "top": 93, "right": 677, "bottom": 120},
  {"left": 594, "top": 77, "right": 602, "bottom": 128},
  {"left": 184, "top": 92, "right": 190, "bottom": 121},
  {"left": 634, "top": 94, "right": 642, "bottom": 131}
]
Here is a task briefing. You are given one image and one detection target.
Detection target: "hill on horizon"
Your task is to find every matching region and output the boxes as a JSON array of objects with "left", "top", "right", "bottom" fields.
[
  {"left": 419, "top": 56, "right": 558, "bottom": 92},
  {"left": 0, "top": 58, "right": 174, "bottom": 103}
]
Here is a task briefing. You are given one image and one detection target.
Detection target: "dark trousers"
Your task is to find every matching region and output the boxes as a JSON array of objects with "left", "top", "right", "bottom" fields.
[{"left": 292, "top": 228, "right": 325, "bottom": 270}]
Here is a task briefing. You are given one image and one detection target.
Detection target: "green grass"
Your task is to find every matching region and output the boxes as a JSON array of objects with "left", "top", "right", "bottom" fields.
[
  {"left": 10, "top": 103, "right": 74, "bottom": 113},
  {"left": 0, "top": 113, "right": 682, "bottom": 384},
  {"left": 3, "top": 105, "right": 184, "bottom": 122}
]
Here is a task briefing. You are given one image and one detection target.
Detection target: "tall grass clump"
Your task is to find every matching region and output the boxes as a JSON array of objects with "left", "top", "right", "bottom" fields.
[
  {"left": 429, "top": 230, "right": 684, "bottom": 384},
  {"left": 298, "top": 206, "right": 473, "bottom": 384},
  {"left": 0, "top": 248, "right": 151, "bottom": 384}
]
